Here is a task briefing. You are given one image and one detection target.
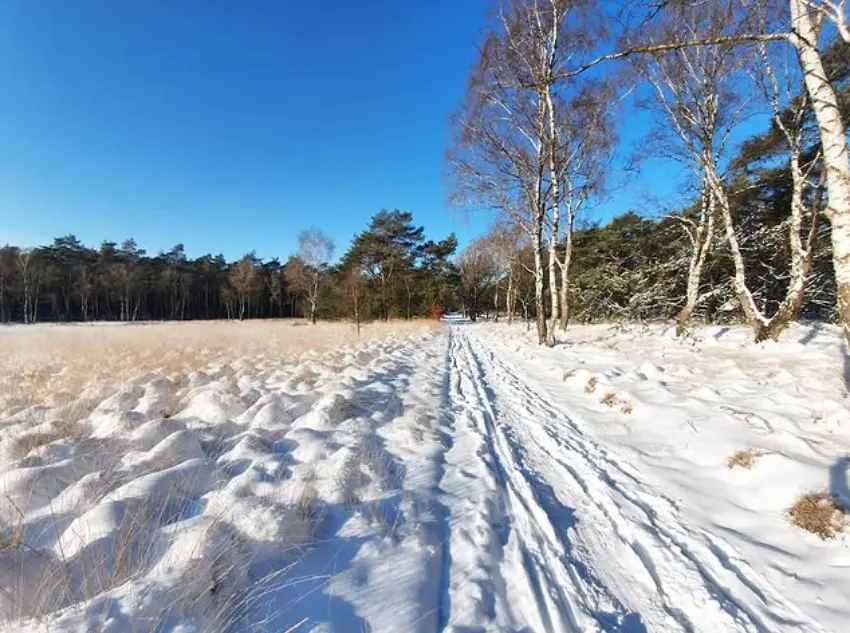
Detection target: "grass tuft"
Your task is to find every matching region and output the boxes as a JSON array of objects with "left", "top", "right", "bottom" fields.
[
  {"left": 727, "top": 450, "right": 760, "bottom": 470},
  {"left": 788, "top": 491, "right": 846, "bottom": 539},
  {"left": 599, "top": 392, "right": 633, "bottom": 414}
]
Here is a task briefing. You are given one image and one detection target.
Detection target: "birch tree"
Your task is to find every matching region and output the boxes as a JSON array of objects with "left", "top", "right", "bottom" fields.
[
  {"left": 550, "top": 83, "right": 616, "bottom": 330},
  {"left": 578, "top": 0, "right": 850, "bottom": 340},
  {"left": 628, "top": 0, "right": 839, "bottom": 339},
  {"left": 743, "top": 39, "right": 826, "bottom": 340},
  {"left": 16, "top": 249, "right": 40, "bottom": 324},
  {"left": 482, "top": 220, "right": 526, "bottom": 323},
  {"left": 343, "top": 268, "right": 366, "bottom": 335},
  {"left": 785, "top": 0, "right": 850, "bottom": 341},
  {"left": 229, "top": 253, "right": 260, "bottom": 321},
  {"left": 627, "top": 2, "right": 763, "bottom": 334},
  {"left": 459, "top": 239, "right": 499, "bottom": 321},
  {"left": 527, "top": 0, "right": 610, "bottom": 341},
  {"left": 448, "top": 3, "right": 554, "bottom": 344},
  {"left": 287, "top": 229, "right": 334, "bottom": 324}
]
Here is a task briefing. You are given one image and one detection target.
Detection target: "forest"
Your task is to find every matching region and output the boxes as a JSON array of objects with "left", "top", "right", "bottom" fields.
[{"left": 1, "top": 0, "right": 849, "bottom": 348}]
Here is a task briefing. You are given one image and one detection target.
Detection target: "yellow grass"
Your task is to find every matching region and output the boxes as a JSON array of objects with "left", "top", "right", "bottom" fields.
[
  {"left": 727, "top": 449, "right": 760, "bottom": 470},
  {"left": 0, "top": 319, "right": 441, "bottom": 420},
  {"left": 788, "top": 491, "right": 847, "bottom": 539}
]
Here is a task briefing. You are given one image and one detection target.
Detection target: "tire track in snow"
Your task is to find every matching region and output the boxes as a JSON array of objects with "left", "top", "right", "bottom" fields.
[
  {"left": 439, "top": 329, "right": 647, "bottom": 632},
  {"left": 450, "top": 330, "right": 652, "bottom": 633},
  {"left": 458, "top": 326, "right": 830, "bottom": 633},
  {"left": 437, "top": 330, "right": 518, "bottom": 632}
]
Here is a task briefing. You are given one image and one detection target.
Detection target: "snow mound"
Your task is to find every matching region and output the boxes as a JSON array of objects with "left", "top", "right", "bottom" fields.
[{"left": 0, "top": 324, "right": 444, "bottom": 633}]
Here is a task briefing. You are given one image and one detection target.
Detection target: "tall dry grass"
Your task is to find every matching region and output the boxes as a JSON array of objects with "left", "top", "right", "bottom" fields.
[{"left": 0, "top": 319, "right": 440, "bottom": 420}]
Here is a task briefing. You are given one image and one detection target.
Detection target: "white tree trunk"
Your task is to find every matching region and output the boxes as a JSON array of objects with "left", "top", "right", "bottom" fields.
[
  {"left": 547, "top": 229, "right": 560, "bottom": 345},
  {"left": 557, "top": 203, "right": 574, "bottom": 330},
  {"left": 506, "top": 271, "right": 514, "bottom": 326},
  {"left": 533, "top": 226, "right": 548, "bottom": 345},
  {"left": 706, "top": 168, "right": 767, "bottom": 330},
  {"left": 789, "top": 0, "right": 850, "bottom": 343},
  {"left": 676, "top": 184, "right": 715, "bottom": 335}
]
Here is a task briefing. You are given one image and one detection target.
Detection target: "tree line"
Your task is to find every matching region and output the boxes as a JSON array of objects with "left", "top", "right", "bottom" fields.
[
  {"left": 447, "top": 0, "right": 850, "bottom": 345},
  {"left": 1, "top": 177, "right": 843, "bottom": 331},
  {"left": 0, "top": 210, "right": 459, "bottom": 325}
]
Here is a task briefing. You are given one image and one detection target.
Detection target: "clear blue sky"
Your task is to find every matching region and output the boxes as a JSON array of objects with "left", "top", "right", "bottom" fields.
[{"left": 0, "top": 0, "right": 681, "bottom": 261}]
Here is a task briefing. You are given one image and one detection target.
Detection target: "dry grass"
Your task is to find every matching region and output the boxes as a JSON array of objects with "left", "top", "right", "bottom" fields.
[
  {"left": 727, "top": 449, "right": 760, "bottom": 470},
  {"left": 0, "top": 319, "right": 440, "bottom": 419},
  {"left": 585, "top": 376, "right": 598, "bottom": 394},
  {"left": 599, "top": 392, "right": 633, "bottom": 414},
  {"left": 295, "top": 471, "right": 321, "bottom": 524},
  {"left": 0, "top": 497, "right": 26, "bottom": 551},
  {"left": 788, "top": 491, "right": 847, "bottom": 539},
  {"left": 0, "top": 319, "right": 440, "bottom": 627},
  {"left": 600, "top": 392, "right": 617, "bottom": 407}
]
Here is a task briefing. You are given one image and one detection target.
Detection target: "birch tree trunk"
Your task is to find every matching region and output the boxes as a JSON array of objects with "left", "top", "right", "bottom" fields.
[
  {"left": 533, "top": 94, "right": 549, "bottom": 346},
  {"left": 557, "top": 202, "right": 574, "bottom": 330},
  {"left": 547, "top": 229, "right": 560, "bottom": 345},
  {"left": 543, "top": 3, "right": 561, "bottom": 346},
  {"left": 706, "top": 168, "right": 766, "bottom": 330},
  {"left": 506, "top": 272, "right": 514, "bottom": 326},
  {"left": 533, "top": 224, "right": 548, "bottom": 345},
  {"left": 750, "top": 46, "right": 823, "bottom": 342},
  {"left": 789, "top": 0, "right": 850, "bottom": 343},
  {"left": 676, "top": 184, "right": 716, "bottom": 335}
]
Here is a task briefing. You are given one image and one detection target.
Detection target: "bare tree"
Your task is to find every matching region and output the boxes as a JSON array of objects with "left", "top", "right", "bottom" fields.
[
  {"left": 785, "top": 0, "right": 850, "bottom": 341},
  {"left": 343, "top": 267, "right": 366, "bottom": 335},
  {"left": 555, "top": 0, "right": 850, "bottom": 341},
  {"left": 627, "top": 0, "right": 840, "bottom": 340},
  {"left": 229, "top": 253, "right": 259, "bottom": 320},
  {"left": 286, "top": 229, "right": 334, "bottom": 324},
  {"left": 670, "top": 184, "right": 717, "bottom": 334},
  {"left": 75, "top": 263, "right": 93, "bottom": 321},
  {"left": 627, "top": 2, "right": 762, "bottom": 334},
  {"left": 459, "top": 239, "right": 499, "bottom": 321},
  {"left": 16, "top": 249, "right": 41, "bottom": 324},
  {"left": 526, "top": 0, "right": 610, "bottom": 340},
  {"left": 744, "top": 39, "right": 826, "bottom": 340},
  {"left": 550, "top": 83, "right": 616, "bottom": 330},
  {"left": 448, "top": 4, "right": 554, "bottom": 344},
  {"left": 114, "top": 239, "right": 144, "bottom": 322},
  {"left": 481, "top": 222, "right": 516, "bottom": 322}
]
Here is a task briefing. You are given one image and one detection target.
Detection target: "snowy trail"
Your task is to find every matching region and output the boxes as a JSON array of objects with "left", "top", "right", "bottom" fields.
[{"left": 437, "top": 325, "right": 828, "bottom": 633}]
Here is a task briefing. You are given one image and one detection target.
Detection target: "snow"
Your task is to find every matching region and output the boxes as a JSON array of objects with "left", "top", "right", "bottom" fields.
[{"left": 1, "top": 320, "right": 849, "bottom": 632}]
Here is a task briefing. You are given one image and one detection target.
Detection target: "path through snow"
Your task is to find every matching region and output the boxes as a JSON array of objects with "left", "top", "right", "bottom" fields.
[{"left": 435, "top": 326, "right": 829, "bottom": 633}]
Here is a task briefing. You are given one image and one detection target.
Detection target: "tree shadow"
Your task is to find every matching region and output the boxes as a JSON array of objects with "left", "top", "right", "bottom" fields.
[
  {"left": 796, "top": 323, "right": 824, "bottom": 346},
  {"left": 842, "top": 349, "right": 850, "bottom": 395},
  {"left": 234, "top": 505, "right": 373, "bottom": 633},
  {"left": 829, "top": 456, "right": 850, "bottom": 512},
  {"left": 714, "top": 327, "right": 731, "bottom": 341}
]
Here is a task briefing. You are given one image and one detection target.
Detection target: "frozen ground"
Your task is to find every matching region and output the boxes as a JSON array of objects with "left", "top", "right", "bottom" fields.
[{"left": 1, "top": 319, "right": 848, "bottom": 632}]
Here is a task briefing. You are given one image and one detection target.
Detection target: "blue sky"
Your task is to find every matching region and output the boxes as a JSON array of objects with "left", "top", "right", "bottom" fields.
[{"left": 0, "top": 0, "right": 683, "bottom": 261}]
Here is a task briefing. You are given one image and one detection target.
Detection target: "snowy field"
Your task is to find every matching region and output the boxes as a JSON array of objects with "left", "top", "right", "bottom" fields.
[{"left": 1, "top": 319, "right": 849, "bottom": 632}]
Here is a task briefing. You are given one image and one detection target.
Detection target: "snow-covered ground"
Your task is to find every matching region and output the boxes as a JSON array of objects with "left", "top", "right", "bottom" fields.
[{"left": 1, "top": 320, "right": 848, "bottom": 632}]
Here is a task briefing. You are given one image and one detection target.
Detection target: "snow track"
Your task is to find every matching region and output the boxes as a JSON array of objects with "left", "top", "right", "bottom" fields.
[{"left": 437, "top": 326, "right": 827, "bottom": 633}]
